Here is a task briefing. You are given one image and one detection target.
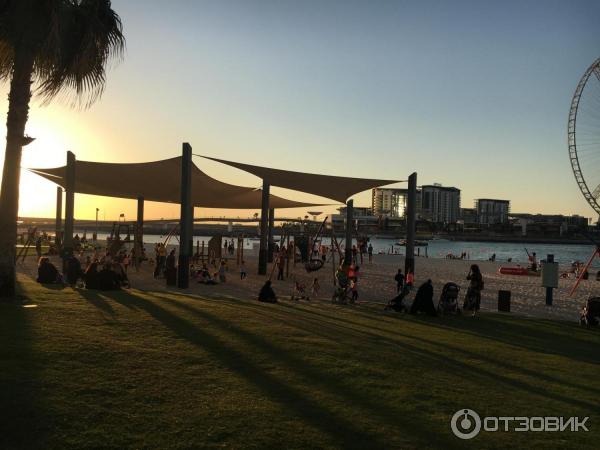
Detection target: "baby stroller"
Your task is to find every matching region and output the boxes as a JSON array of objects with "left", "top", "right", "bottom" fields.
[
  {"left": 437, "top": 282, "right": 461, "bottom": 315},
  {"left": 580, "top": 297, "right": 600, "bottom": 327},
  {"left": 291, "top": 280, "right": 310, "bottom": 301},
  {"left": 385, "top": 285, "right": 410, "bottom": 313}
]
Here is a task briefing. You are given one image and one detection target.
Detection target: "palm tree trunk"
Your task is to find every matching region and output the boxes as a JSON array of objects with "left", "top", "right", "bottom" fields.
[{"left": 0, "top": 51, "right": 34, "bottom": 299}]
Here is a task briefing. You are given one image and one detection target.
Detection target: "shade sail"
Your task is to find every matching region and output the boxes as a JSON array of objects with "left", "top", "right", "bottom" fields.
[
  {"left": 29, "top": 157, "right": 327, "bottom": 209},
  {"left": 200, "top": 155, "right": 401, "bottom": 203}
]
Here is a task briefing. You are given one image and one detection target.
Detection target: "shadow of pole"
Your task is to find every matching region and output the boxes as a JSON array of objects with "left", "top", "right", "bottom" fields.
[{"left": 105, "top": 290, "right": 390, "bottom": 449}]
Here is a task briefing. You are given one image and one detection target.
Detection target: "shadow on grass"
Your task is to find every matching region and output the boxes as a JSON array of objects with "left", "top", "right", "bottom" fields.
[
  {"left": 151, "top": 295, "right": 470, "bottom": 448},
  {"left": 99, "top": 289, "right": 397, "bottom": 449},
  {"left": 273, "top": 303, "right": 600, "bottom": 411},
  {"left": 78, "top": 289, "right": 117, "bottom": 316},
  {"left": 410, "top": 312, "right": 599, "bottom": 363},
  {"left": 152, "top": 292, "right": 600, "bottom": 402},
  {"left": 0, "top": 281, "right": 49, "bottom": 449}
]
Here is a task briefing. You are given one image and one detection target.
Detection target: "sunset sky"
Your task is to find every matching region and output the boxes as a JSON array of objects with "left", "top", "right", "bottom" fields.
[{"left": 1, "top": 0, "right": 599, "bottom": 221}]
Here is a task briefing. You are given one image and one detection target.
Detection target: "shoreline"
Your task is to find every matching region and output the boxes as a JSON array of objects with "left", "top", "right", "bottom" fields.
[{"left": 16, "top": 244, "right": 597, "bottom": 324}]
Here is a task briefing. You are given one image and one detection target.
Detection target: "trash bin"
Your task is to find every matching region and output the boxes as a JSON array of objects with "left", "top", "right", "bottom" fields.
[{"left": 498, "top": 290, "right": 510, "bottom": 312}]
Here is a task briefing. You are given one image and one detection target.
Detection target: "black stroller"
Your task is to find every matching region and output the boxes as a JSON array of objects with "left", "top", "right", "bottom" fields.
[
  {"left": 580, "top": 297, "right": 600, "bottom": 327},
  {"left": 437, "top": 282, "right": 461, "bottom": 315}
]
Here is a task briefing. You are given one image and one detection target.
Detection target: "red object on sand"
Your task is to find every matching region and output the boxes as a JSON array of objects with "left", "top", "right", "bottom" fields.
[{"left": 499, "top": 267, "right": 531, "bottom": 276}]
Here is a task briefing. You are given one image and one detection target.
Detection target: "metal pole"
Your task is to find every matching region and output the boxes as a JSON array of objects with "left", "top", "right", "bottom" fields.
[
  {"left": 63, "top": 151, "right": 76, "bottom": 270},
  {"left": 268, "top": 207, "right": 275, "bottom": 263},
  {"left": 258, "top": 180, "right": 270, "bottom": 275},
  {"left": 136, "top": 196, "right": 144, "bottom": 265},
  {"left": 546, "top": 253, "right": 554, "bottom": 306},
  {"left": 94, "top": 207, "right": 99, "bottom": 241},
  {"left": 55, "top": 186, "right": 62, "bottom": 247},
  {"left": 177, "top": 143, "right": 193, "bottom": 288},
  {"left": 405, "top": 172, "right": 417, "bottom": 276},
  {"left": 344, "top": 199, "right": 354, "bottom": 266}
]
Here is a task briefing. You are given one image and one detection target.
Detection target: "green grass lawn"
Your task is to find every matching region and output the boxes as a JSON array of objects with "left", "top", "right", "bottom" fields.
[{"left": 1, "top": 276, "right": 599, "bottom": 449}]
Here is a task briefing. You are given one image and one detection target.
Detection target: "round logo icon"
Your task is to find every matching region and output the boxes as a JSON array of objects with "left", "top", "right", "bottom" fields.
[{"left": 451, "top": 409, "right": 481, "bottom": 440}]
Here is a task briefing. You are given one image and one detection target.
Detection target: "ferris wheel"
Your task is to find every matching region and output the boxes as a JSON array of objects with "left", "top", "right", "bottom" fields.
[{"left": 568, "top": 57, "right": 600, "bottom": 216}]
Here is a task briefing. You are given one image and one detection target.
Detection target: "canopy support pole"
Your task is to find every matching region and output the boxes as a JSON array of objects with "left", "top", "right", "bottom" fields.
[
  {"left": 268, "top": 208, "right": 275, "bottom": 263},
  {"left": 136, "top": 196, "right": 144, "bottom": 267},
  {"left": 62, "top": 151, "right": 75, "bottom": 271},
  {"left": 258, "top": 180, "right": 270, "bottom": 275},
  {"left": 177, "top": 143, "right": 193, "bottom": 288},
  {"left": 405, "top": 172, "right": 417, "bottom": 276},
  {"left": 55, "top": 186, "right": 62, "bottom": 248},
  {"left": 344, "top": 199, "right": 353, "bottom": 266}
]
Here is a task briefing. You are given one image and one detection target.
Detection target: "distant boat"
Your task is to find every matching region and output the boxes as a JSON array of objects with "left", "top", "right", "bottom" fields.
[{"left": 396, "top": 239, "right": 428, "bottom": 247}]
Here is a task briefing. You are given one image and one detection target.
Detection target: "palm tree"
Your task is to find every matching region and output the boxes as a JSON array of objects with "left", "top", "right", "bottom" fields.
[{"left": 0, "top": 0, "right": 124, "bottom": 298}]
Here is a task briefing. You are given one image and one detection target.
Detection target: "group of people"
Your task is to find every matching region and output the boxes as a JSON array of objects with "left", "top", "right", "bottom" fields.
[
  {"left": 388, "top": 264, "right": 484, "bottom": 316},
  {"left": 190, "top": 259, "right": 232, "bottom": 285},
  {"left": 36, "top": 253, "right": 130, "bottom": 291},
  {"left": 223, "top": 239, "right": 236, "bottom": 256}
]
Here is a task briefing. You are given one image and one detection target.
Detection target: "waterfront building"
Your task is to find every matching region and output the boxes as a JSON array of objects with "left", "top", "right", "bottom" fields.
[
  {"left": 460, "top": 207, "right": 478, "bottom": 224},
  {"left": 371, "top": 188, "right": 421, "bottom": 218},
  {"left": 420, "top": 184, "right": 460, "bottom": 224},
  {"left": 475, "top": 199, "right": 510, "bottom": 224}
]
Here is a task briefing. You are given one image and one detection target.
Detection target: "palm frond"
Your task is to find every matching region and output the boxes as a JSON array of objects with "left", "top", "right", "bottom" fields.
[{"left": 35, "top": 0, "right": 125, "bottom": 108}]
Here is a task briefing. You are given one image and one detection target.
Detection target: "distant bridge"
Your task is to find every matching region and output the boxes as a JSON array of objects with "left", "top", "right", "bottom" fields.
[{"left": 19, "top": 216, "right": 325, "bottom": 227}]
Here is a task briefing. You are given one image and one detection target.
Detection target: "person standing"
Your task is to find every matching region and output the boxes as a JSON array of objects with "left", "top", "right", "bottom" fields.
[
  {"left": 394, "top": 269, "right": 404, "bottom": 293},
  {"left": 311, "top": 278, "right": 320, "bottom": 298},
  {"left": 240, "top": 260, "right": 247, "bottom": 280},
  {"left": 218, "top": 260, "right": 227, "bottom": 282},
  {"left": 405, "top": 270, "right": 414, "bottom": 291},
  {"left": 165, "top": 249, "right": 177, "bottom": 286},
  {"left": 35, "top": 235, "right": 43, "bottom": 258},
  {"left": 464, "top": 264, "right": 483, "bottom": 316},
  {"left": 368, "top": 243, "right": 373, "bottom": 262},
  {"left": 529, "top": 252, "right": 538, "bottom": 272},
  {"left": 277, "top": 252, "right": 285, "bottom": 280}
]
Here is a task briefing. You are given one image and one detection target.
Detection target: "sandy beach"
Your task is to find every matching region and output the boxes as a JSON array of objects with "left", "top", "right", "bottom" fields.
[{"left": 16, "top": 243, "right": 598, "bottom": 323}]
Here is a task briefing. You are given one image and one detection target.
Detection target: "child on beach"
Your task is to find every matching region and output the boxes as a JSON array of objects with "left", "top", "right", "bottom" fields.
[
  {"left": 351, "top": 279, "right": 358, "bottom": 303},
  {"left": 218, "top": 260, "right": 226, "bottom": 282},
  {"left": 405, "top": 271, "right": 414, "bottom": 291},
  {"left": 240, "top": 260, "right": 247, "bottom": 280},
  {"left": 394, "top": 269, "right": 404, "bottom": 293},
  {"left": 311, "top": 278, "right": 320, "bottom": 298}
]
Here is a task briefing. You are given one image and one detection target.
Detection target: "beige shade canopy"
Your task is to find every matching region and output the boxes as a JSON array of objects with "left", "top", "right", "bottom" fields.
[
  {"left": 29, "top": 157, "right": 328, "bottom": 209},
  {"left": 200, "top": 155, "right": 401, "bottom": 203}
]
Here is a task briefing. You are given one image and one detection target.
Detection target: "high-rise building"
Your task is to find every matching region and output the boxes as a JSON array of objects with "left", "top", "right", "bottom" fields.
[
  {"left": 420, "top": 184, "right": 461, "bottom": 223},
  {"left": 371, "top": 188, "right": 421, "bottom": 218},
  {"left": 475, "top": 199, "right": 510, "bottom": 224}
]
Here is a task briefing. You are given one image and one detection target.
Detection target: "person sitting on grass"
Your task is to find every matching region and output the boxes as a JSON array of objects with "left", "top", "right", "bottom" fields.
[
  {"left": 112, "top": 262, "right": 130, "bottom": 288},
  {"left": 36, "top": 257, "right": 62, "bottom": 284},
  {"left": 84, "top": 261, "right": 100, "bottom": 289},
  {"left": 96, "top": 263, "right": 120, "bottom": 291},
  {"left": 409, "top": 279, "right": 437, "bottom": 316},
  {"left": 258, "top": 280, "right": 277, "bottom": 303},
  {"left": 65, "top": 254, "right": 84, "bottom": 287},
  {"left": 386, "top": 284, "right": 411, "bottom": 312},
  {"left": 198, "top": 269, "right": 217, "bottom": 285}
]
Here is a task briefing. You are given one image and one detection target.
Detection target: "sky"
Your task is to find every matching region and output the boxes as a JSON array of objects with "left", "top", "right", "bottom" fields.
[{"left": 1, "top": 0, "right": 599, "bottom": 221}]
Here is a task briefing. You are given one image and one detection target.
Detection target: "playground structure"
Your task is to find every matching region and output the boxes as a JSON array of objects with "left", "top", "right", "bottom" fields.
[{"left": 29, "top": 144, "right": 416, "bottom": 289}]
